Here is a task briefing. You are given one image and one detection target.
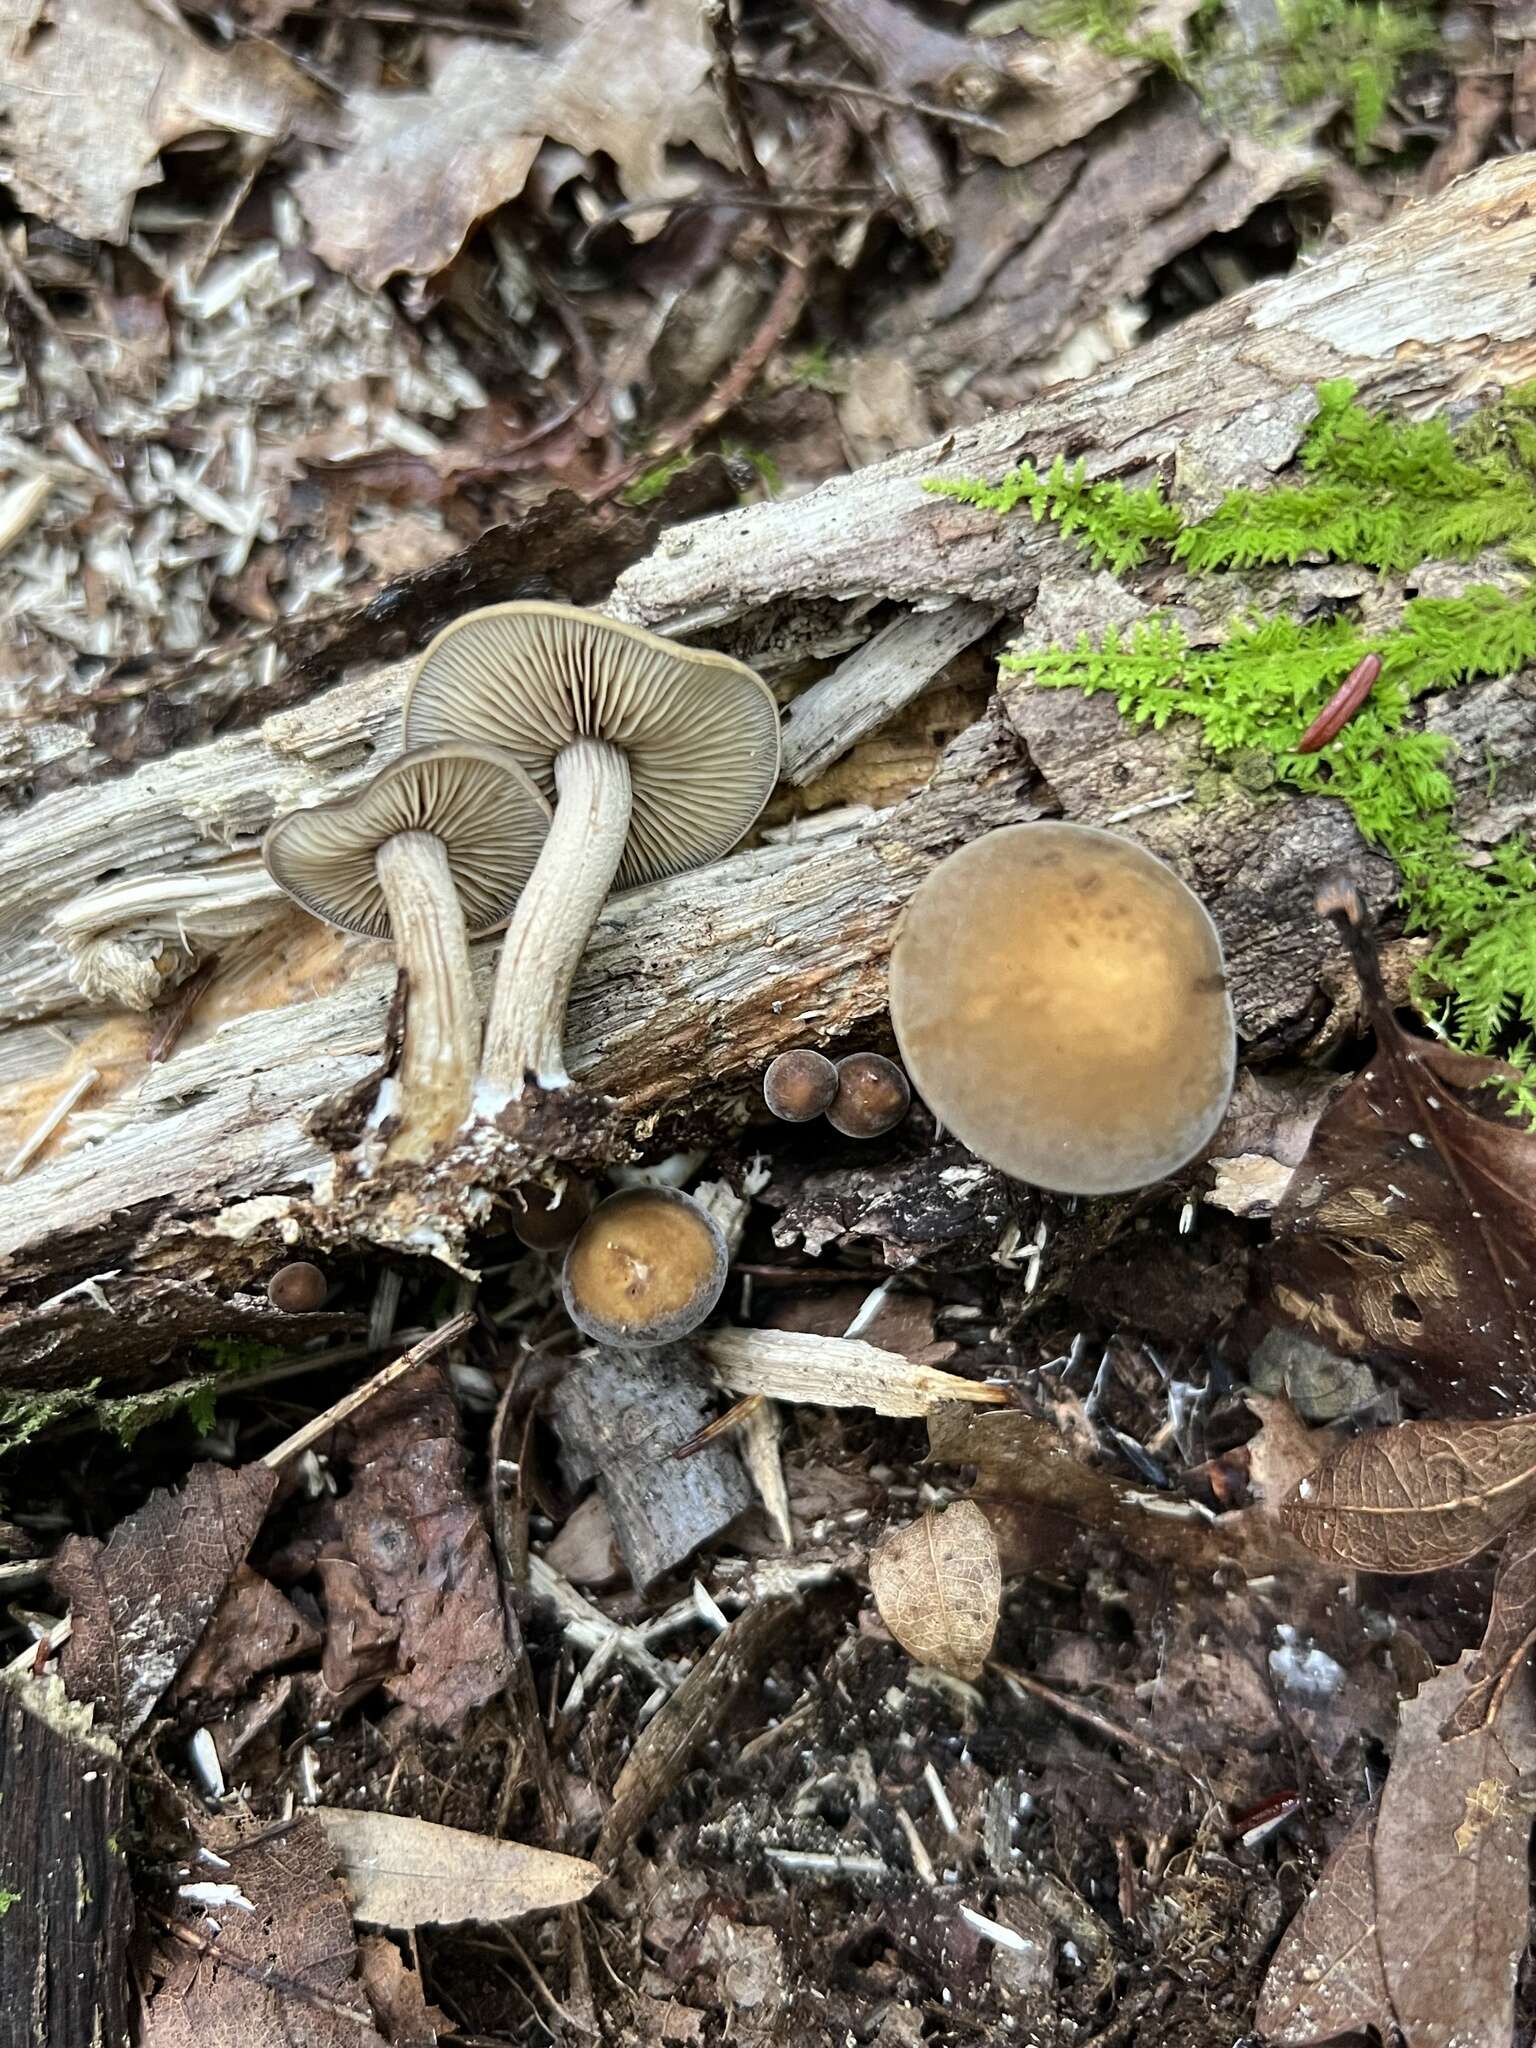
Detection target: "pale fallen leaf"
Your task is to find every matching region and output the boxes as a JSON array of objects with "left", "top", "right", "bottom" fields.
[
  {"left": 295, "top": 0, "right": 734, "bottom": 286},
  {"left": 869, "top": 1501, "right": 1001, "bottom": 1682},
  {"left": 1374, "top": 1655, "right": 1536, "bottom": 2048},
  {"left": 0, "top": 0, "right": 333, "bottom": 244},
  {"left": 1255, "top": 1810, "right": 1391, "bottom": 2045},
  {"left": 1280, "top": 1416, "right": 1536, "bottom": 1573},
  {"left": 315, "top": 1809, "right": 600, "bottom": 1928},
  {"left": 703, "top": 1327, "right": 1009, "bottom": 1419}
]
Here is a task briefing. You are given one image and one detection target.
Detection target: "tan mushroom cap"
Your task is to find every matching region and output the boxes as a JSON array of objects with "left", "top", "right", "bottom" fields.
[
  {"left": 889, "top": 822, "right": 1236, "bottom": 1196},
  {"left": 402, "top": 602, "right": 782, "bottom": 888},
  {"left": 562, "top": 1187, "right": 729, "bottom": 1347},
  {"left": 263, "top": 743, "right": 551, "bottom": 939}
]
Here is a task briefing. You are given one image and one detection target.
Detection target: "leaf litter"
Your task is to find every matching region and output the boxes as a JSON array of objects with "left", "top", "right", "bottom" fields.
[{"left": 5, "top": 2, "right": 1536, "bottom": 2045}]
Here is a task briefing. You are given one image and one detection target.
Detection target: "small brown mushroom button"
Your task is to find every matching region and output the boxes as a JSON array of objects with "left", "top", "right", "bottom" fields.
[
  {"left": 403, "top": 602, "right": 780, "bottom": 1100},
  {"left": 562, "top": 1187, "right": 728, "bottom": 1347},
  {"left": 263, "top": 743, "right": 549, "bottom": 1160},
  {"left": 267, "top": 1261, "right": 327, "bottom": 1313},
  {"left": 763, "top": 1048, "right": 837, "bottom": 1122},
  {"left": 827, "top": 1052, "right": 910, "bottom": 1138},
  {"left": 889, "top": 821, "right": 1235, "bottom": 1195}
]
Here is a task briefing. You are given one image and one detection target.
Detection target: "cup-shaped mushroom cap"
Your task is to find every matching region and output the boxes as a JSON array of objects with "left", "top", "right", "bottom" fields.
[
  {"left": 402, "top": 602, "right": 782, "bottom": 888},
  {"left": 262, "top": 743, "right": 551, "bottom": 939},
  {"left": 763, "top": 1048, "right": 838, "bottom": 1123},
  {"left": 562, "top": 1186, "right": 729, "bottom": 1346},
  {"left": 889, "top": 822, "right": 1236, "bottom": 1196}
]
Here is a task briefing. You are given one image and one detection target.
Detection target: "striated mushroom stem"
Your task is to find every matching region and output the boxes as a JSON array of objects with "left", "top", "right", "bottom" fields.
[
  {"left": 481, "top": 738, "right": 634, "bottom": 1096},
  {"left": 373, "top": 830, "right": 479, "bottom": 1160}
]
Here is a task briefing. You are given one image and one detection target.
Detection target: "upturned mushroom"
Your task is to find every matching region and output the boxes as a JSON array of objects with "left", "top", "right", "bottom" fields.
[
  {"left": 889, "top": 822, "right": 1235, "bottom": 1195},
  {"left": 402, "top": 602, "right": 780, "bottom": 1101},
  {"left": 263, "top": 743, "right": 550, "bottom": 1162},
  {"left": 562, "top": 1186, "right": 728, "bottom": 1347}
]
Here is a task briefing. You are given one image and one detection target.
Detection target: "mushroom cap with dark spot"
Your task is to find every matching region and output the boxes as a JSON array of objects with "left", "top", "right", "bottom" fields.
[
  {"left": 764, "top": 1048, "right": 838, "bottom": 1122},
  {"left": 826, "top": 1052, "right": 910, "bottom": 1138},
  {"left": 402, "top": 602, "right": 781, "bottom": 889},
  {"left": 889, "top": 822, "right": 1236, "bottom": 1196},
  {"left": 562, "top": 1187, "right": 728, "bottom": 1347},
  {"left": 262, "top": 743, "right": 551, "bottom": 939}
]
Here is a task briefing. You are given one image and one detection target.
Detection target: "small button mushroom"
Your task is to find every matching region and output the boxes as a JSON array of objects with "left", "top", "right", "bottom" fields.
[
  {"left": 263, "top": 743, "right": 550, "bottom": 1161},
  {"left": 562, "top": 1186, "right": 728, "bottom": 1347},
  {"left": 827, "top": 1052, "right": 910, "bottom": 1138},
  {"left": 889, "top": 822, "right": 1236, "bottom": 1195},
  {"left": 402, "top": 603, "right": 781, "bottom": 1101},
  {"left": 763, "top": 1048, "right": 837, "bottom": 1123},
  {"left": 509, "top": 1175, "right": 593, "bottom": 1252},
  {"left": 267, "top": 1260, "right": 327, "bottom": 1313}
]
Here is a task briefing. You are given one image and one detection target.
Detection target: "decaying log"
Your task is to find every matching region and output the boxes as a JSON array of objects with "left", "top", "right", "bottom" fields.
[
  {"left": 551, "top": 1346, "right": 753, "bottom": 1590},
  {"left": 2, "top": 157, "right": 1536, "bottom": 1377},
  {"left": 0, "top": 1675, "right": 130, "bottom": 2048}
]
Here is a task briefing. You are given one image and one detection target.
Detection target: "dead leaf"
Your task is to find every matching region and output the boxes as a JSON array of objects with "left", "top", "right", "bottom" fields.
[
  {"left": 316, "top": 1808, "right": 600, "bottom": 1928},
  {"left": 295, "top": 0, "right": 734, "bottom": 286},
  {"left": 324, "top": 1360, "right": 512, "bottom": 1730},
  {"left": 869, "top": 1502, "right": 1001, "bottom": 1681},
  {"left": 355, "top": 1935, "right": 450, "bottom": 2046},
  {"left": 52, "top": 1461, "right": 277, "bottom": 1740},
  {"left": 1279, "top": 1416, "right": 1536, "bottom": 1574},
  {"left": 140, "top": 1811, "right": 385, "bottom": 2048},
  {"left": 1272, "top": 887, "right": 1536, "bottom": 1416},
  {"left": 1443, "top": 1506, "right": 1536, "bottom": 1739},
  {"left": 1255, "top": 1810, "right": 1392, "bottom": 2045},
  {"left": 175, "top": 1562, "right": 321, "bottom": 1705},
  {"left": 0, "top": 0, "right": 334, "bottom": 244},
  {"left": 703, "top": 1327, "right": 1008, "bottom": 1418},
  {"left": 1374, "top": 1654, "right": 1536, "bottom": 2048}
]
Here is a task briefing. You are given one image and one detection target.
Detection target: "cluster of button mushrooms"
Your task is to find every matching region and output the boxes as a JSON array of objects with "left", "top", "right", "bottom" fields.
[{"left": 264, "top": 602, "right": 1238, "bottom": 1350}]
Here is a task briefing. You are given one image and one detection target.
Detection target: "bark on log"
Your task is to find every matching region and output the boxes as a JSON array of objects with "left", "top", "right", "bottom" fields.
[{"left": 3, "top": 157, "right": 1536, "bottom": 1379}]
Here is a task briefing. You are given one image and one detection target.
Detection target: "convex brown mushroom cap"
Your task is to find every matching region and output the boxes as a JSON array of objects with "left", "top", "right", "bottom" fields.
[
  {"left": 400, "top": 602, "right": 781, "bottom": 1096},
  {"left": 827, "top": 1052, "right": 910, "bottom": 1138},
  {"left": 889, "top": 822, "right": 1235, "bottom": 1196},
  {"left": 403, "top": 602, "right": 781, "bottom": 889},
  {"left": 263, "top": 742, "right": 550, "bottom": 939},
  {"left": 263, "top": 743, "right": 550, "bottom": 1159},
  {"left": 563, "top": 1187, "right": 728, "bottom": 1347},
  {"left": 763, "top": 1048, "right": 837, "bottom": 1123}
]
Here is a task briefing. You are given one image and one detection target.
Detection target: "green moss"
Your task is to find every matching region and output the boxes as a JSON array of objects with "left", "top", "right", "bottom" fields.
[
  {"left": 0, "top": 1890, "right": 20, "bottom": 1915},
  {"left": 0, "top": 1382, "right": 100, "bottom": 1459},
  {"left": 621, "top": 451, "right": 694, "bottom": 507},
  {"left": 929, "top": 381, "right": 1536, "bottom": 1075},
  {"left": 1277, "top": 0, "right": 1437, "bottom": 155}
]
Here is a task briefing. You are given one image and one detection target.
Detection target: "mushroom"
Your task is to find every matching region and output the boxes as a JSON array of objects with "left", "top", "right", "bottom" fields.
[
  {"left": 509, "top": 1174, "right": 594, "bottom": 1252},
  {"left": 263, "top": 743, "right": 550, "bottom": 1162},
  {"left": 267, "top": 1261, "right": 327, "bottom": 1313},
  {"left": 402, "top": 602, "right": 780, "bottom": 1100},
  {"left": 826, "top": 1052, "right": 910, "bottom": 1138},
  {"left": 888, "top": 822, "right": 1235, "bottom": 1195},
  {"left": 562, "top": 1186, "right": 728, "bottom": 1347},
  {"left": 763, "top": 1048, "right": 837, "bottom": 1123}
]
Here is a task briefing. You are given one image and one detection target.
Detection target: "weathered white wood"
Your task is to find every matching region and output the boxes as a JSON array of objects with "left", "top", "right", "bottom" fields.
[
  {"left": 1, "top": 157, "right": 1534, "bottom": 1334},
  {"left": 779, "top": 599, "right": 999, "bottom": 786}
]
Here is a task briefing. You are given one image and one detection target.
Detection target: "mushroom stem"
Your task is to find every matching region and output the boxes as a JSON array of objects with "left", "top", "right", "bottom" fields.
[
  {"left": 373, "top": 830, "right": 479, "bottom": 1160},
  {"left": 481, "top": 738, "right": 634, "bottom": 1097}
]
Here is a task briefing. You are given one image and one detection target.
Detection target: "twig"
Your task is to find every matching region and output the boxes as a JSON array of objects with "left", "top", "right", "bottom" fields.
[
  {"left": 4, "top": 1068, "right": 98, "bottom": 1181},
  {"left": 736, "top": 61, "right": 1004, "bottom": 133},
  {"left": 146, "top": 958, "right": 219, "bottom": 1065},
  {"left": 993, "top": 1662, "right": 1196, "bottom": 1778},
  {"left": 705, "top": 0, "right": 783, "bottom": 251},
  {"left": 570, "top": 187, "right": 876, "bottom": 263},
  {"left": 259, "top": 1312, "right": 472, "bottom": 1469}
]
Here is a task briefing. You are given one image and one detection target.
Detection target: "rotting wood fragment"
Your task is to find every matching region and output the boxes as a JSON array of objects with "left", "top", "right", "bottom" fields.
[
  {"left": 0, "top": 1675, "right": 130, "bottom": 2048},
  {"left": 551, "top": 1345, "right": 753, "bottom": 1591}
]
